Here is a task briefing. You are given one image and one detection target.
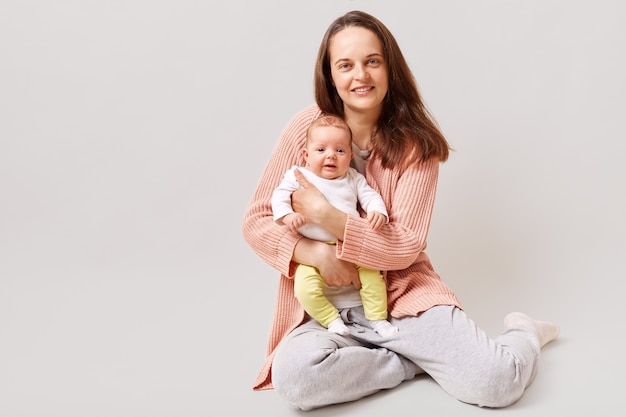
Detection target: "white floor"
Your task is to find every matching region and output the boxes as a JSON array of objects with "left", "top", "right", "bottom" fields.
[{"left": 1, "top": 253, "right": 620, "bottom": 417}]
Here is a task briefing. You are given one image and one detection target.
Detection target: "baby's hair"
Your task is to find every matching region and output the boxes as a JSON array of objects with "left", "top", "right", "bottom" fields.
[{"left": 306, "top": 114, "right": 353, "bottom": 143}]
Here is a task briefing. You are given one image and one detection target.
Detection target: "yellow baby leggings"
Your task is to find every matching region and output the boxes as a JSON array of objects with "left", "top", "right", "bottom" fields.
[{"left": 294, "top": 263, "right": 389, "bottom": 328}]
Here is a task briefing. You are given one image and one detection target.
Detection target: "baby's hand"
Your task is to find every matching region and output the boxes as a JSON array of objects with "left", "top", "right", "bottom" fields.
[
  {"left": 282, "top": 212, "right": 306, "bottom": 234},
  {"left": 367, "top": 211, "right": 387, "bottom": 231}
]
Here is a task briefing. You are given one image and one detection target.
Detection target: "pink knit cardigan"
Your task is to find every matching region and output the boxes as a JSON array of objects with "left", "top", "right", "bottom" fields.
[{"left": 242, "top": 105, "right": 462, "bottom": 390}]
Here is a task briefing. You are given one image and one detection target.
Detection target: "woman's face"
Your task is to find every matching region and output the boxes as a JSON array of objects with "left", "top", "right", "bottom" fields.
[{"left": 329, "top": 26, "right": 389, "bottom": 119}]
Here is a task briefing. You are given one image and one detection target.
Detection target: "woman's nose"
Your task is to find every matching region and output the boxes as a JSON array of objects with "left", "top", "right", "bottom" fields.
[{"left": 355, "top": 64, "right": 369, "bottom": 79}]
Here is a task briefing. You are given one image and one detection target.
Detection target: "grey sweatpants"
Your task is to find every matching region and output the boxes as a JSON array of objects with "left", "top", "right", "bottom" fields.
[{"left": 272, "top": 305, "right": 540, "bottom": 411}]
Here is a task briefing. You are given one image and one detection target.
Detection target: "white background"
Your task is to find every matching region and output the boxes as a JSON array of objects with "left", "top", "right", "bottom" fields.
[{"left": 1, "top": 1, "right": 624, "bottom": 416}]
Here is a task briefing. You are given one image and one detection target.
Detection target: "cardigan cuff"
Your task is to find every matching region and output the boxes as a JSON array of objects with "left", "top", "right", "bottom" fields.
[
  {"left": 336, "top": 214, "right": 367, "bottom": 264},
  {"left": 276, "top": 232, "right": 303, "bottom": 278}
]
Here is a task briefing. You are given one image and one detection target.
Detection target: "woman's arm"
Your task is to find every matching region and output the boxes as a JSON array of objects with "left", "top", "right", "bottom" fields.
[
  {"left": 337, "top": 156, "right": 441, "bottom": 272},
  {"left": 242, "top": 106, "right": 360, "bottom": 287},
  {"left": 242, "top": 107, "right": 315, "bottom": 277}
]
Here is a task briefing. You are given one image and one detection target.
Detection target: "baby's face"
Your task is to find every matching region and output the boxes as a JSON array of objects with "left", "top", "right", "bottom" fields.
[{"left": 303, "top": 125, "right": 353, "bottom": 180}]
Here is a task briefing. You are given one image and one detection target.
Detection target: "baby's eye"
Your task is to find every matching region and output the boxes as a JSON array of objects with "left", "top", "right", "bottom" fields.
[
  {"left": 337, "top": 149, "right": 346, "bottom": 154},
  {"left": 316, "top": 147, "right": 325, "bottom": 152}
]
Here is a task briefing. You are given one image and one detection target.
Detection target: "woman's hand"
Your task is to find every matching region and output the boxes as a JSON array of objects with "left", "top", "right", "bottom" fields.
[
  {"left": 292, "top": 168, "right": 349, "bottom": 239},
  {"left": 291, "top": 168, "right": 329, "bottom": 225},
  {"left": 318, "top": 243, "right": 361, "bottom": 288},
  {"left": 294, "top": 238, "right": 361, "bottom": 289}
]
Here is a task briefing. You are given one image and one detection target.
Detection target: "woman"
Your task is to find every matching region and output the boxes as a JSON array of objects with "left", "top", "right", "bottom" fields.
[{"left": 242, "top": 10, "right": 559, "bottom": 411}]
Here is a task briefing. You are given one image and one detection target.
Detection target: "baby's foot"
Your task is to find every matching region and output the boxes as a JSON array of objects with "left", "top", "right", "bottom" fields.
[
  {"left": 372, "top": 319, "right": 399, "bottom": 337},
  {"left": 328, "top": 317, "right": 350, "bottom": 336}
]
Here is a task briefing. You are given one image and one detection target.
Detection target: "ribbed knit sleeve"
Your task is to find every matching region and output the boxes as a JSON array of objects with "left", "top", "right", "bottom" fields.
[
  {"left": 337, "top": 156, "right": 439, "bottom": 271},
  {"left": 242, "top": 105, "right": 322, "bottom": 277}
]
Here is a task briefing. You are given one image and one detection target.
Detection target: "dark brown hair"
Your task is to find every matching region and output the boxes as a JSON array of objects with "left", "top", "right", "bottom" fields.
[{"left": 314, "top": 10, "right": 451, "bottom": 167}]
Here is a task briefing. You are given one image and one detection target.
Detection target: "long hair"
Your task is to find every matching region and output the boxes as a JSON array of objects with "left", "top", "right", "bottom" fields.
[{"left": 314, "top": 10, "right": 451, "bottom": 167}]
